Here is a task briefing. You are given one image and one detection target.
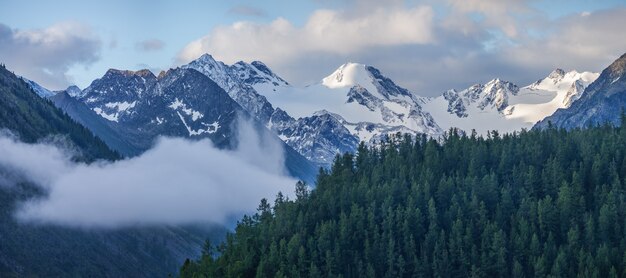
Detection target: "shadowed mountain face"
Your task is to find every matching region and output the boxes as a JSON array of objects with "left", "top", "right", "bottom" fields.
[
  {"left": 0, "top": 65, "right": 118, "bottom": 161},
  {"left": 536, "top": 53, "right": 626, "bottom": 129},
  {"left": 53, "top": 66, "right": 317, "bottom": 183}
]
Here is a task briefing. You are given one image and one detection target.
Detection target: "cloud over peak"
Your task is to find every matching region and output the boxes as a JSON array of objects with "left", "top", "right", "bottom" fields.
[{"left": 1, "top": 118, "right": 296, "bottom": 228}]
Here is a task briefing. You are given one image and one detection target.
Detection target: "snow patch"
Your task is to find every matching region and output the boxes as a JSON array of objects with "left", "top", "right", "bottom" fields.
[
  {"left": 93, "top": 107, "right": 119, "bottom": 122},
  {"left": 104, "top": 101, "right": 136, "bottom": 112},
  {"left": 169, "top": 98, "right": 204, "bottom": 121},
  {"left": 176, "top": 112, "right": 219, "bottom": 136},
  {"left": 612, "top": 77, "right": 621, "bottom": 84}
]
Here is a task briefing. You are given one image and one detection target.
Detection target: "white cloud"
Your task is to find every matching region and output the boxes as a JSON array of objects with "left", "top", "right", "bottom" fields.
[
  {"left": 0, "top": 118, "right": 296, "bottom": 228},
  {"left": 0, "top": 22, "right": 101, "bottom": 90},
  {"left": 177, "top": 2, "right": 625, "bottom": 96},
  {"left": 501, "top": 8, "right": 626, "bottom": 73},
  {"left": 445, "top": 0, "right": 531, "bottom": 38},
  {"left": 176, "top": 6, "right": 435, "bottom": 65}
]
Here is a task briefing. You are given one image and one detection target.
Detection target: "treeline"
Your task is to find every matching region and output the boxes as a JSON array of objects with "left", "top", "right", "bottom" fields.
[{"left": 181, "top": 119, "right": 626, "bottom": 277}]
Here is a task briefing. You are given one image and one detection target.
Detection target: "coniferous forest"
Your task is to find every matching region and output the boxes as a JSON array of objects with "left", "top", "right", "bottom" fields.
[{"left": 181, "top": 120, "right": 626, "bottom": 277}]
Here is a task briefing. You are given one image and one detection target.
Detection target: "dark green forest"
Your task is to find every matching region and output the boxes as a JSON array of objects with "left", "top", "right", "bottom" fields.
[
  {"left": 181, "top": 120, "right": 626, "bottom": 277},
  {"left": 0, "top": 64, "right": 118, "bottom": 161}
]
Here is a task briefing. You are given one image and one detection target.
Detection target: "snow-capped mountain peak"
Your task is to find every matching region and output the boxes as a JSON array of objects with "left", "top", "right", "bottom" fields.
[
  {"left": 530, "top": 68, "right": 598, "bottom": 92},
  {"left": 231, "top": 60, "right": 289, "bottom": 87},
  {"left": 251, "top": 60, "right": 442, "bottom": 165},
  {"left": 479, "top": 78, "right": 519, "bottom": 111},
  {"left": 320, "top": 63, "right": 414, "bottom": 102},
  {"left": 422, "top": 68, "right": 599, "bottom": 136},
  {"left": 65, "top": 85, "right": 82, "bottom": 98},
  {"left": 322, "top": 62, "right": 371, "bottom": 89},
  {"left": 547, "top": 68, "right": 566, "bottom": 81}
]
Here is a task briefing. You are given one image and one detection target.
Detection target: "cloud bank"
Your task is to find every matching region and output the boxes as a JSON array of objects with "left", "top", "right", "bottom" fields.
[
  {"left": 0, "top": 22, "right": 101, "bottom": 90},
  {"left": 0, "top": 120, "right": 296, "bottom": 228},
  {"left": 176, "top": 2, "right": 626, "bottom": 96},
  {"left": 177, "top": 5, "right": 434, "bottom": 65}
]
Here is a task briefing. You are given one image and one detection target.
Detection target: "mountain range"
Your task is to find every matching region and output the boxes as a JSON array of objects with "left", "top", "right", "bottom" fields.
[{"left": 22, "top": 52, "right": 626, "bottom": 168}]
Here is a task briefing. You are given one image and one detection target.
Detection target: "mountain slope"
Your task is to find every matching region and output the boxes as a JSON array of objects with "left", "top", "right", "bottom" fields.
[
  {"left": 422, "top": 70, "right": 598, "bottom": 135},
  {"left": 184, "top": 54, "right": 599, "bottom": 165},
  {"left": 0, "top": 64, "right": 226, "bottom": 277},
  {"left": 66, "top": 66, "right": 316, "bottom": 182},
  {"left": 49, "top": 90, "right": 143, "bottom": 156},
  {"left": 0, "top": 64, "right": 118, "bottom": 161},
  {"left": 185, "top": 56, "right": 437, "bottom": 165},
  {"left": 251, "top": 62, "right": 441, "bottom": 165},
  {"left": 536, "top": 53, "right": 626, "bottom": 129},
  {"left": 256, "top": 62, "right": 441, "bottom": 137}
]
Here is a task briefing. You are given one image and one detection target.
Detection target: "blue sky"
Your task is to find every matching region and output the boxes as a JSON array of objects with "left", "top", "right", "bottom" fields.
[{"left": 1, "top": 0, "right": 625, "bottom": 95}]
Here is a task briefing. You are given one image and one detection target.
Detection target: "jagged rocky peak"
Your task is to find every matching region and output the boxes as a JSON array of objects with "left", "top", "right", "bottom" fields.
[
  {"left": 442, "top": 89, "right": 468, "bottom": 118},
  {"left": 190, "top": 53, "right": 226, "bottom": 71},
  {"left": 607, "top": 52, "right": 626, "bottom": 76},
  {"left": 158, "top": 70, "right": 167, "bottom": 79},
  {"left": 231, "top": 60, "right": 288, "bottom": 87},
  {"left": 250, "top": 61, "right": 274, "bottom": 76},
  {"left": 65, "top": 85, "right": 82, "bottom": 97},
  {"left": 530, "top": 68, "right": 599, "bottom": 91},
  {"left": 484, "top": 78, "right": 519, "bottom": 94},
  {"left": 135, "top": 69, "right": 157, "bottom": 78},
  {"left": 563, "top": 79, "right": 585, "bottom": 107},
  {"left": 547, "top": 68, "right": 566, "bottom": 80},
  {"left": 103, "top": 68, "right": 156, "bottom": 79},
  {"left": 479, "top": 78, "right": 519, "bottom": 111},
  {"left": 365, "top": 65, "right": 413, "bottom": 98},
  {"left": 79, "top": 67, "right": 163, "bottom": 123},
  {"left": 250, "top": 60, "right": 289, "bottom": 85},
  {"left": 530, "top": 68, "right": 564, "bottom": 88},
  {"left": 196, "top": 53, "right": 219, "bottom": 63}
]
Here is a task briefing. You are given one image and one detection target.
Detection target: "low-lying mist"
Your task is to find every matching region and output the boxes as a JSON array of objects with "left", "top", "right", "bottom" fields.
[{"left": 0, "top": 118, "right": 297, "bottom": 228}]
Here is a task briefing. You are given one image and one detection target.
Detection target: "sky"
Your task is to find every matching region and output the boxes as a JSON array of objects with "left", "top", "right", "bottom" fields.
[{"left": 1, "top": 0, "right": 625, "bottom": 96}]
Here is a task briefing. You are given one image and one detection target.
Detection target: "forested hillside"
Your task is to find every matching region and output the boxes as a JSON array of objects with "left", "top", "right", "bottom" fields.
[
  {"left": 181, "top": 119, "right": 626, "bottom": 277},
  {"left": 0, "top": 64, "right": 118, "bottom": 161}
]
